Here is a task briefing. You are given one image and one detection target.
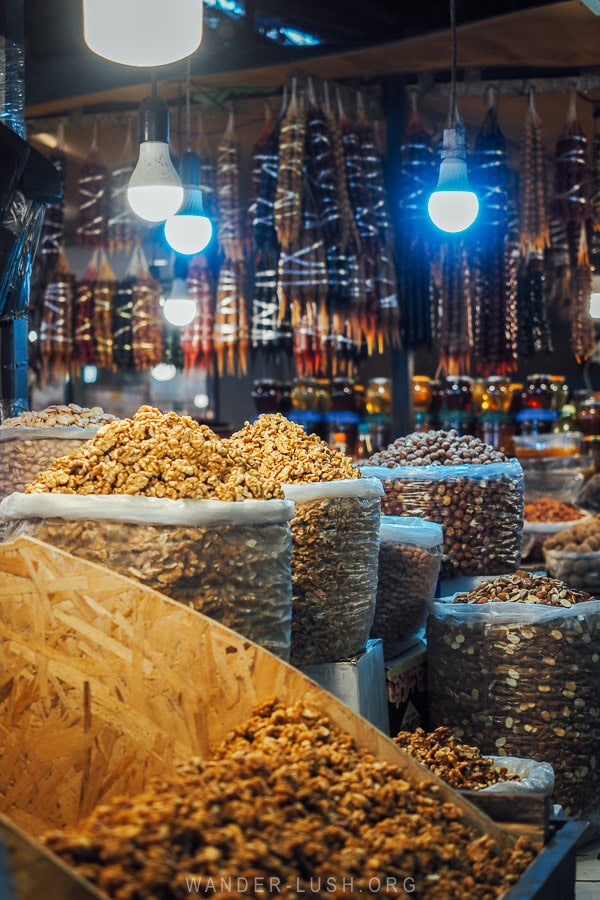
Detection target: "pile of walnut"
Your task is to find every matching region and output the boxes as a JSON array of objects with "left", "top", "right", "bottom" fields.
[
  {"left": 25, "top": 406, "right": 283, "bottom": 501},
  {"left": 394, "top": 727, "right": 519, "bottom": 791},
  {"left": 228, "top": 413, "right": 359, "bottom": 483},
  {"left": 453, "top": 571, "right": 592, "bottom": 608},
  {"left": 43, "top": 699, "right": 535, "bottom": 898},
  {"left": 524, "top": 499, "right": 584, "bottom": 524}
]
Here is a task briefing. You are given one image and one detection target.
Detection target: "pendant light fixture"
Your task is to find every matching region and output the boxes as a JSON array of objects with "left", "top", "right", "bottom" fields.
[
  {"left": 590, "top": 272, "right": 600, "bottom": 319},
  {"left": 164, "top": 60, "right": 213, "bottom": 255},
  {"left": 427, "top": 0, "right": 479, "bottom": 233},
  {"left": 163, "top": 257, "right": 197, "bottom": 327},
  {"left": 82, "top": 0, "right": 203, "bottom": 68},
  {"left": 127, "top": 79, "right": 184, "bottom": 223}
]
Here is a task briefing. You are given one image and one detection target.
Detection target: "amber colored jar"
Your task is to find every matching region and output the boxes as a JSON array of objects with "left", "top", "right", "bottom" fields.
[
  {"left": 366, "top": 378, "right": 392, "bottom": 417},
  {"left": 412, "top": 376, "right": 432, "bottom": 413},
  {"left": 291, "top": 380, "right": 310, "bottom": 411},
  {"left": 524, "top": 374, "right": 553, "bottom": 410},
  {"left": 252, "top": 380, "right": 280, "bottom": 414},
  {"left": 509, "top": 383, "right": 524, "bottom": 416},
  {"left": 576, "top": 397, "right": 600, "bottom": 437},
  {"left": 353, "top": 383, "right": 366, "bottom": 417},
  {"left": 331, "top": 378, "right": 355, "bottom": 412},
  {"left": 471, "top": 379, "right": 486, "bottom": 416},
  {"left": 482, "top": 376, "right": 511, "bottom": 414},
  {"left": 443, "top": 376, "right": 473, "bottom": 413},
  {"left": 549, "top": 375, "right": 569, "bottom": 412},
  {"left": 314, "top": 378, "right": 331, "bottom": 415}
]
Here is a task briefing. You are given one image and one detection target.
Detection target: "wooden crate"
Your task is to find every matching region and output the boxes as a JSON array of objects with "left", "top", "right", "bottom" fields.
[{"left": 0, "top": 536, "right": 514, "bottom": 847}]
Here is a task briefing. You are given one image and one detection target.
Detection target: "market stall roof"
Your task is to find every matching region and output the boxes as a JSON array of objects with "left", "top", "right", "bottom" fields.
[{"left": 24, "top": 0, "right": 599, "bottom": 116}]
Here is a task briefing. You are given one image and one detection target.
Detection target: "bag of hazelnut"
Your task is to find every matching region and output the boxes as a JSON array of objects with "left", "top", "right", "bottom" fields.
[{"left": 373, "top": 517, "right": 442, "bottom": 659}]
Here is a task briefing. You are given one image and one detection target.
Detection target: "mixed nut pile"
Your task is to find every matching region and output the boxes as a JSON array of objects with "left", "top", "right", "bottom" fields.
[
  {"left": 26, "top": 406, "right": 283, "bottom": 501},
  {"left": 359, "top": 430, "right": 523, "bottom": 578},
  {"left": 230, "top": 414, "right": 378, "bottom": 667},
  {"left": 394, "top": 727, "right": 519, "bottom": 791},
  {"left": 43, "top": 699, "right": 536, "bottom": 898},
  {"left": 545, "top": 516, "right": 600, "bottom": 592},
  {"left": 524, "top": 499, "right": 584, "bottom": 524},
  {"left": 0, "top": 404, "right": 117, "bottom": 430},
  {"left": 428, "top": 573, "right": 600, "bottom": 818}
]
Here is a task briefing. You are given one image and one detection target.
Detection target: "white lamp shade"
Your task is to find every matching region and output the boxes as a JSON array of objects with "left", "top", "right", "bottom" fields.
[
  {"left": 83, "top": 0, "right": 203, "bottom": 67},
  {"left": 127, "top": 142, "right": 183, "bottom": 222},
  {"left": 165, "top": 213, "right": 213, "bottom": 255},
  {"left": 163, "top": 279, "right": 197, "bottom": 326},
  {"left": 428, "top": 156, "right": 479, "bottom": 233},
  {"left": 590, "top": 292, "right": 600, "bottom": 320}
]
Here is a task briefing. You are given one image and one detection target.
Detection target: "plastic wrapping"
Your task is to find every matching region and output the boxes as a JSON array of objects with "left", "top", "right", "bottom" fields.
[
  {"left": 523, "top": 466, "right": 584, "bottom": 504},
  {"left": 283, "top": 478, "right": 382, "bottom": 667},
  {"left": 513, "top": 432, "right": 581, "bottom": 460},
  {"left": 373, "top": 517, "right": 442, "bottom": 659},
  {"left": 544, "top": 546, "right": 600, "bottom": 592},
  {"left": 360, "top": 460, "right": 524, "bottom": 579},
  {"left": 1, "top": 493, "right": 294, "bottom": 660},
  {"left": 427, "top": 597, "right": 600, "bottom": 823},
  {"left": 481, "top": 757, "right": 555, "bottom": 796},
  {"left": 0, "top": 427, "right": 96, "bottom": 540}
]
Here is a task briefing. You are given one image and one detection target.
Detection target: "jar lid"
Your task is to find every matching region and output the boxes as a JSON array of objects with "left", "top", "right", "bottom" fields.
[
  {"left": 527, "top": 373, "right": 552, "bottom": 382},
  {"left": 368, "top": 377, "right": 391, "bottom": 386},
  {"left": 332, "top": 377, "right": 354, "bottom": 385},
  {"left": 253, "top": 378, "right": 276, "bottom": 387},
  {"left": 444, "top": 375, "right": 473, "bottom": 385},
  {"left": 486, "top": 376, "right": 509, "bottom": 385},
  {"left": 550, "top": 375, "right": 566, "bottom": 383},
  {"left": 412, "top": 375, "right": 431, "bottom": 384},
  {"left": 516, "top": 409, "right": 558, "bottom": 422}
]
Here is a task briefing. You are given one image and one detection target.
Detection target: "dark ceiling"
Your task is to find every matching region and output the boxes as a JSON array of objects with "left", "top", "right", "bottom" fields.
[{"left": 21, "top": 0, "right": 562, "bottom": 110}]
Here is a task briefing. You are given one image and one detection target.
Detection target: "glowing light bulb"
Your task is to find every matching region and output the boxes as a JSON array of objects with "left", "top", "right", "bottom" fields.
[
  {"left": 82, "top": 0, "right": 203, "bottom": 67},
  {"left": 127, "top": 96, "right": 183, "bottom": 223},
  {"left": 163, "top": 278, "right": 197, "bottom": 327},
  {"left": 164, "top": 152, "right": 213, "bottom": 254},
  {"left": 428, "top": 127, "right": 479, "bottom": 234},
  {"left": 150, "top": 363, "right": 177, "bottom": 381},
  {"left": 590, "top": 274, "right": 600, "bottom": 319}
]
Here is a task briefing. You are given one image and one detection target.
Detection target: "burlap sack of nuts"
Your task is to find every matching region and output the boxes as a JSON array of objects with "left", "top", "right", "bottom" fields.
[
  {"left": 0, "top": 405, "right": 117, "bottom": 540},
  {"left": 2, "top": 493, "right": 294, "bottom": 659},
  {"left": 283, "top": 480, "right": 383, "bottom": 666},
  {"left": 373, "top": 517, "right": 442, "bottom": 659},
  {"left": 358, "top": 430, "right": 524, "bottom": 579},
  {"left": 427, "top": 573, "right": 600, "bottom": 826}
]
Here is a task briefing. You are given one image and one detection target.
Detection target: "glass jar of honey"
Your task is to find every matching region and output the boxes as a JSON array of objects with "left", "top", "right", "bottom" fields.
[
  {"left": 524, "top": 374, "right": 553, "bottom": 410},
  {"left": 576, "top": 396, "right": 600, "bottom": 437},
  {"left": 549, "top": 375, "right": 569, "bottom": 412},
  {"left": 471, "top": 378, "right": 486, "bottom": 416},
  {"left": 366, "top": 378, "right": 392, "bottom": 418},
  {"left": 412, "top": 376, "right": 432, "bottom": 413},
  {"left": 482, "top": 376, "right": 511, "bottom": 414},
  {"left": 331, "top": 378, "right": 356, "bottom": 413}
]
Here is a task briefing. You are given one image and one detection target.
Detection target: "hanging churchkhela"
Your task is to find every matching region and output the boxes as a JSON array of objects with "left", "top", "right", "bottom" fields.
[
  {"left": 570, "top": 224, "right": 595, "bottom": 363},
  {"left": 591, "top": 120, "right": 600, "bottom": 267},
  {"left": 518, "top": 90, "right": 553, "bottom": 356},
  {"left": 76, "top": 122, "right": 108, "bottom": 249},
  {"left": 93, "top": 250, "right": 116, "bottom": 369},
  {"left": 216, "top": 110, "right": 243, "bottom": 263},
  {"left": 181, "top": 255, "right": 214, "bottom": 374},
  {"left": 112, "top": 249, "right": 138, "bottom": 371},
  {"left": 470, "top": 96, "right": 517, "bottom": 375},
  {"left": 39, "top": 251, "right": 74, "bottom": 386},
  {"left": 108, "top": 120, "right": 139, "bottom": 254},
  {"left": 274, "top": 78, "right": 306, "bottom": 274},
  {"left": 552, "top": 92, "right": 591, "bottom": 267},
  {"left": 131, "top": 248, "right": 164, "bottom": 371},
  {"left": 213, "top": 259, "right": 246, "bottom": 377},
  {"left": 73, "top": 251, "right": 98, "bottom": 368},
  {"left": 39, "top": 125, "right": 67, "bottom": 272},
  {"left": 435, "top": 240, "right": 472, "bottom": 376},
  {"left": 396, "top": 92, "right": 435, "bottom": 349},
  {"left": 197, "top": 112, "right": 218, "bottom": 224}
]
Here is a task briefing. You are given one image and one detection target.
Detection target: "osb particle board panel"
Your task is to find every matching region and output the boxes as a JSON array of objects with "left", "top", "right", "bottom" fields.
[{"left": 0, "top": 536, "right": 511, "bottom": 847}]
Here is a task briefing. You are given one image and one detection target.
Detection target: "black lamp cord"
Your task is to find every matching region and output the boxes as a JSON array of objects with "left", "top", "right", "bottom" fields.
[
  {"left": 449, "top": 0, "right": 457, "bottom": 128},
  {"left": 151, "top": 69, "right": 158, "bottom": 97}
]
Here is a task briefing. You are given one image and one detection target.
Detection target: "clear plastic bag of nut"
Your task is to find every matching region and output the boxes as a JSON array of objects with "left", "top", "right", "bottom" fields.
[
  {"left": 373, "top": 516, "right": 442, "bottom": 659},
  {"left": 1, "top": 492, "right": 294, "bottom": 660},
  {"left": 427, "top": 596, "right": 600, "bottom": 830},
  {"left": 481, "top": 757, "right": 555, "bottom": 795},
  {"left": 544, "top": 546, "right": 600, "bottom": 593},
  {"left": 282, "top": 478, "right": 383, "bottom": 667},
  {"left": 359, "top": 461, "right": 524, "bottom": 579},
  {"left": 522, "top": 517, "right": 588, "bottom": 563}
]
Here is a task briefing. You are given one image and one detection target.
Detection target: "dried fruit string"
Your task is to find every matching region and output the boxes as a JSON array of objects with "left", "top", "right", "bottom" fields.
[
  {"left": 247, "top": 104, "right": 274, "bottom": 253},
  {"left": 107, "top": 118, "right": 138, "bottom": 254},
  {"left": 131, "top": 246, "right": 164, "bottom": 371},
  {"left": 182, "top": 255, "right": 214, "bottom": 374},
  {"left": 436, "top": 240, "right": 472, "bottom": 376},
  {"left": 571, "top": 224, "right": 595, "bottom": 363},
  {"left": 197, "top": 112, "right": 218, "bottom": 223},
  {"left": 76, "top": 120, "right": 108, "bottom": 249},
  {"left": 213, "top": 259, "right": 245, "bottom": 376},
  {"left": 591, "top": 113, "right": 600, "bottom": 267},
  {"left": 216, "top": 110, "right": 242, "bottom": 262},
  {"left": 93, "top": 249, "right": 116, "bottom": 370},
  {"left": 552, "top": 90, "right": 591, "bottom": 267},
  {"left": 73, "top": 250, "right": 97, "bottom": 368},
  {"left": 39, "top": 123, "right": 67, "bottom": 272},
  {"left": 396, "top": 91, "right": 435, "bottom": 349},
  {"left": 112, "top": 247, "right": 138, "bottom": 371},
  {"left": 39, "top": 250, "right": 74, "bottom": 386},
  {"left": 274, "top": 78, "right": 306, "bottom": 297}
]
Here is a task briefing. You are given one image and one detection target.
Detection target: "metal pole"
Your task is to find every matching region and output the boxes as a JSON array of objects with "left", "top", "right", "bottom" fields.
[
  {"left": 0, "top": 0, "right": 27, "bottom": 417},
  {"left": 382, "top": 76, "right": 414, "bottom": 438}
]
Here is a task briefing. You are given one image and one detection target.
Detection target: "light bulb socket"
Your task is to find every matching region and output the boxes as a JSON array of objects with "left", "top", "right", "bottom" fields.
[
  {"left": 440, "top": 123, "right": 467, "bottom": 161},
  {"left": 139, "top": 95, "right": 170, "bottom": 144},
  {"left": 180, "top": 150, "right": 201, "bottom": 187},
  {"left": 176, "top": 185, "right": 206, "bottom": 217},
  {"left": 173, "top": 256, "right": 189, "bottom": 280}
]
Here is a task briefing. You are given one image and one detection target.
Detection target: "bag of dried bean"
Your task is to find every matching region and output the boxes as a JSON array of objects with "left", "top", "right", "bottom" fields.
[
  {"left": 427, "top": 585, "right": 600, "bottom": 827},
  {"left": 282, "top": 479, "right": 383, "bottom": 667},
  {"left": 373, "top": 517, "right": 442, "bottom": 659},
  {"left": 1, "top": 492, "right": 294, "bottom": 660},
  {"left": 360, "top": 460, "right": 524, "bottom": 579}
]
